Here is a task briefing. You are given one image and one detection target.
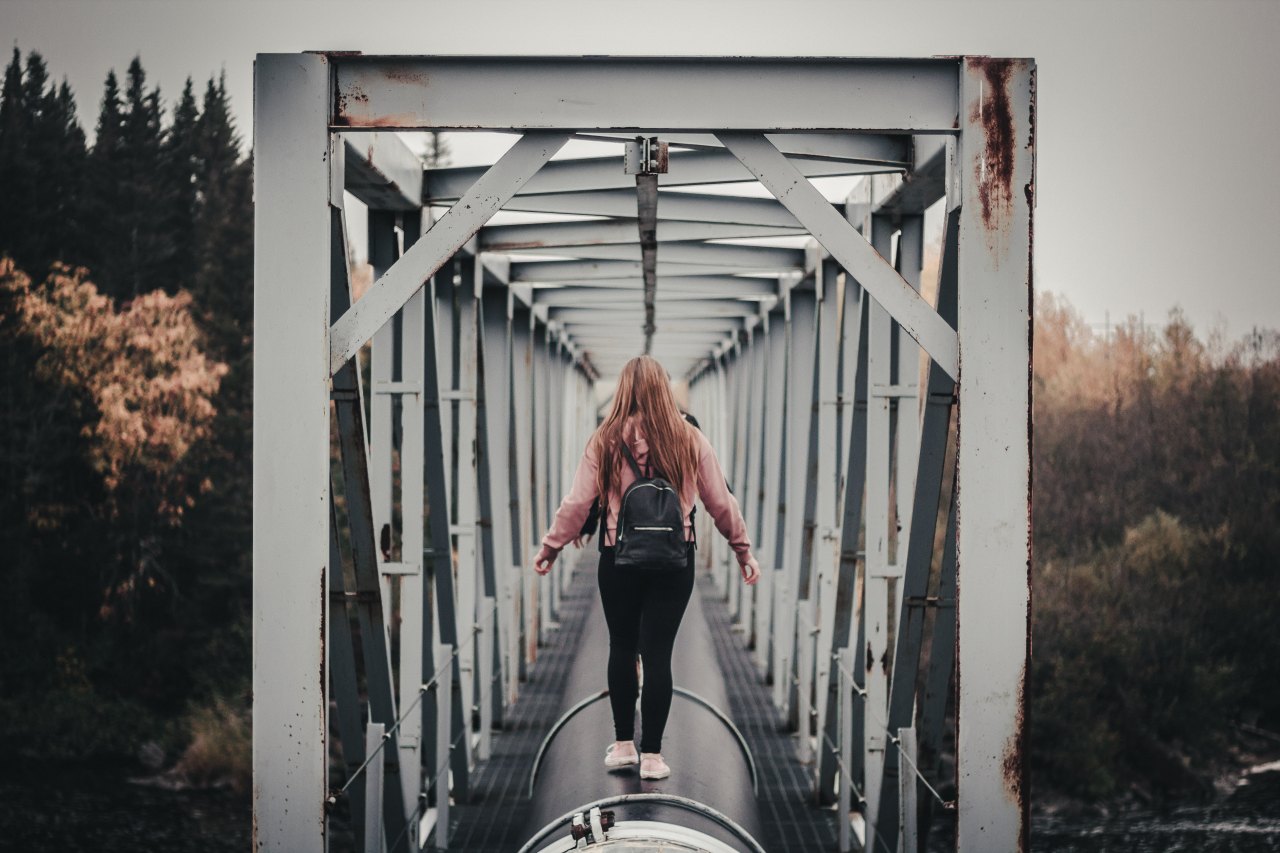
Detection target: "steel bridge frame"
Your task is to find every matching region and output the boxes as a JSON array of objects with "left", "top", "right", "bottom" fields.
[{"left": 254, "top": 53, "right": 1034, "bottom": 853}]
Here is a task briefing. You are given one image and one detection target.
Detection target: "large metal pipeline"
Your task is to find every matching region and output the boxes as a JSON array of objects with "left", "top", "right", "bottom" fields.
[{"left": 519, "top": 571, "right": 765, "bottom": 853}]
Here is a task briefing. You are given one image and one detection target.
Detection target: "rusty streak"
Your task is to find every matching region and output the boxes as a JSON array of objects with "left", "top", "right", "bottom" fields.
[{"left": 968, "top": 58, "right": 1016, "bottom": 233}]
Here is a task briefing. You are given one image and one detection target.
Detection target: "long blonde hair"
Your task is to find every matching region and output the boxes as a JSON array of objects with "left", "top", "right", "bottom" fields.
[{"left": 591, "top": 355, "right": 698, "bottom": 501}]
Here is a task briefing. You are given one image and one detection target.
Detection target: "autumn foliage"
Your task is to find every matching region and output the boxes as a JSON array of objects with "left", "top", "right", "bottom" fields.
[
  {"left": 1031, "top": 293, "right": 1280, "bottom": 800},
  {"left": 2, "top": 259, "right": 225, "bottom": 521}
]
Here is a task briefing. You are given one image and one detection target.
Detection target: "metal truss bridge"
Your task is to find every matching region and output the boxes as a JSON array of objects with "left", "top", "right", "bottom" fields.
[{"left": 253, "top": 53, "right": 1034, "bottom": 853}]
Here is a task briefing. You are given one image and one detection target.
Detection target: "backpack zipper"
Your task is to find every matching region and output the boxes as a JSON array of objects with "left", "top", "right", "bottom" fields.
[{"left": 617, "top": 482, "right": 678, "bottom": 542}]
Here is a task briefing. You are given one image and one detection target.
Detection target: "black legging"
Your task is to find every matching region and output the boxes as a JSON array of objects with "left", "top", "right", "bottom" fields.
[{"left": 596, "top": 544, "right": 695, "bottom": 753}]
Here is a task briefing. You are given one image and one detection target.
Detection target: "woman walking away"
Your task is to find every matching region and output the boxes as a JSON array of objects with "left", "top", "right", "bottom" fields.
[{"left": 533, "top": 355, "right": 760, "bottom": 780}]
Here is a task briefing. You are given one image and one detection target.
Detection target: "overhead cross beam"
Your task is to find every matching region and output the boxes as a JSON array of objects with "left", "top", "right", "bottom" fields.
[
  {"left": 331, "top": 56, "right": 961, "bottom": 132},
  {"left": 491, "top": 189, "right": 808, "bottom": 227},
  {"left": 425, "top": 149, "right": 891, "bottom": 201},
  {"left": 513, "top": 241, "right": 805, "bottom": 269},
  {"left": 480, "top": 218, "right": 804, "bottom": 250}
]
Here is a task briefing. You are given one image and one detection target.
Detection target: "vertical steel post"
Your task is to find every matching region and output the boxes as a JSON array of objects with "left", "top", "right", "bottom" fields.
[
  {"left": 838, "top": 647, "right": 854, "bottom": 853},
  {"left": 252, "top": 52, "right": 330, "bottom": 851},
  {"left": 479, "top": 276, "right": 514, "bottom": 722},
  {"left": 899, "top": 726, "right": 919, "bottom": 853},
  {"left": 422, "top": 264, "right": 469, "bottom": 814},
  {"left": 365, "top": 721, "right": 386, "bottom": 853},
  {"left": 398, "top": 286, "right": 427, "bottom": 820},
  {"left": 511, "top": 307, "right": 538, "bottom": 664},
  {"left": 329, "top": 502, "right": 368, "bottom": 845},
  {"left": 862, "top": 269, "right": 893, "bottom": 851},
  {"left": 955, "top": 56, "right": 1035, "bottom": 853},
  {"left": 817, "top": 274, "right": 868, "bottom": 804},
  {"left": 780, "top": 284, "right": 816, "bottom": 723},
  {"left": 894, "top": 214, "right": 925, "bottom": 545},
  {"left": 433, "top": 643, "right": 454, "bottom": 851},
  {"left": 479, "top": 596, "right": 495, "bottom": 760},
  {"left": 369, "top": 210, "right": 398, "bottom": 614},
  {"left": 875, "top": 207, "right": 960, "bottom": 849},
  {"left": 331, "top": 207, "right": 412, "bottom": 850},
  {"left": 759, "top": 306, "right": 788, "bottom": 678},
  {"left": 809, "top": 259, "right": 842, "bottom": 782},
  {"left": 453, "top": 258, "right": 480, "bottom": 783}
]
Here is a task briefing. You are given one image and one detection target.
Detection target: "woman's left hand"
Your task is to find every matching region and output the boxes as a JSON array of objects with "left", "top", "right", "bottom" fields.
[
  {"left": 740, "top": 556, "right": 761, "bottom": 585},
  {"left": 534, "top": 546, "right": 557, "bottom": 575}
]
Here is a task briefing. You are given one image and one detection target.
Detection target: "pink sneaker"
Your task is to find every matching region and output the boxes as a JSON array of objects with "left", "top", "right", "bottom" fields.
[
  {"left": 604, "top": 741, "right": 638, "bottom": 768},
  {"left": 639, "top": 753, "right": 670, "bottom": 780}
]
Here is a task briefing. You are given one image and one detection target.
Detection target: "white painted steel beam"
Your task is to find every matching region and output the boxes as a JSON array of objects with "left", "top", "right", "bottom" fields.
[
  {"left": 528, "top": 276, "right": 778, "bottom": 295},
  {"left": 575, "top": 131, "right": 911, "bottom": 166},
  {"left": 533, "top": 287, "right": 767, "bottom": 306},
  {"left": 514, "top": 241, "right": 805, "bottom": 269},
  {"left": 495, "top": 189, "right": 806, "bottom": 227},
  {"left": 716, "top": 133, "right": 959, "bottom": 380},
  {"left": 331, "top": 56, "right": 961, "bottom": 132},
  {"left": 342, "top": 131, "right": 424, "bottom": 211},
  {"left": 510, "top": 259, "right": 796, "bottom": 283},
  {"left": 955, "top": 57, "right": 1035, "bottom": 853},
  {"left": 252, "top": 53, "right": 330, "bottom": 852},
  {"left": 548, "top": 302, "right": 757, "bottom": 320},
  {"left": 480, "top": 218, "right": 804, "bottom": 250},
  {"left": 426, "top": 149, "right": 888, "bottom": 201},
  {"left": 329, "top": 131, "right": 570, "bottom": 375}
]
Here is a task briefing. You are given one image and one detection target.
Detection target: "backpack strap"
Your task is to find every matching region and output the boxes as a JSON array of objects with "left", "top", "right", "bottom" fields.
[{"left": 619, "top": 442, "right": 646, "bottom": 479}]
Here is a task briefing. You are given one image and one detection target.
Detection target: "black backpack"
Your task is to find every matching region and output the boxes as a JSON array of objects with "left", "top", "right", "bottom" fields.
[{"left": 612, "top": 443, "right": 693, "bottom": 571}]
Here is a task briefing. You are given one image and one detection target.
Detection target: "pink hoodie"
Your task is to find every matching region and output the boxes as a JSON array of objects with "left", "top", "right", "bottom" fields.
[{"left": 537, "top": 417, "right": 754, "bottom": 567}]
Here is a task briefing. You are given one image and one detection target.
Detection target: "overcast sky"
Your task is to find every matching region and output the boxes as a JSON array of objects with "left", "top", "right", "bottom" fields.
[{"left": 4, "top": 0, "right": 1278, "bottom": 339}]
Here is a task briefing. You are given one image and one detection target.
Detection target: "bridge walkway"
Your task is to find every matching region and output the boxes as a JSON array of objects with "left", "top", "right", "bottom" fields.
[{"left": 448, "top": 552, "right": 839, "bottom": 852}]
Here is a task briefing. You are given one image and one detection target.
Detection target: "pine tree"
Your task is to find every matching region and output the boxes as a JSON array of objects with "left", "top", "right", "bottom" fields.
[
  {"left": 24, "top": 53, "right": 88, "bottom": 273},
  {"left": 0, "top": 48, "right": 32, "bottom": 264},
  {"left": 178, "top": 71, "right": 254, "bottom": 637},
  {"left": 86, "top": 68, "right": 126, "bottom": 296},
  {"left": 46, "top": 79, "right": 89, "bottom": 267},
  {"left": 160, "top": 77, "right": 200, "bottom": 291},
  {"left": 117, "top": 56, "right": 169, "bottom": 297},
  {"left": 190, "top": 71, "right": 246, "bottom": 351}
]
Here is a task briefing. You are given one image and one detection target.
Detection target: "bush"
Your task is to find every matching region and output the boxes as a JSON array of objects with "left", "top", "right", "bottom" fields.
[{"left": 172, "top": 695, "right": 251, "bottom": 793}]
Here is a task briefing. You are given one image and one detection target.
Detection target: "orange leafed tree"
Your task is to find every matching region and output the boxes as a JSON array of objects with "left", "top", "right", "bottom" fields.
[
  {"left": 1, "top": 258, "right": 228, "bottom": 622},
  {"left": 2, "top": 258, "right": 227, "bottom": 524}
]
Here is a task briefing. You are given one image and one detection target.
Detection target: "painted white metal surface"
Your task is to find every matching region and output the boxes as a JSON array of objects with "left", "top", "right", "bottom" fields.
[
  {"left": 252, "top": 52, "right": 331, "bottom": 851},
  {"left": 954, "top": 57, "right": 1035, "bottom": 853},
  {"left": 332, "top": 56, "right": 960, "bottom": 132}
]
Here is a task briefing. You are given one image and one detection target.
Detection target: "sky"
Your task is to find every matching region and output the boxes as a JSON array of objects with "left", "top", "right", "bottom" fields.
[{"left": 4, "top": 0, "right": 1279, "bottom": 339}]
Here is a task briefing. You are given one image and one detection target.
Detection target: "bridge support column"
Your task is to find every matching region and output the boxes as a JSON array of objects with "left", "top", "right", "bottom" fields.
[
  {"left": 252, "top": 52, "right": 331, "bottom": 852},
  {"left": 955, "top": 57, "right": 1035, "bottom": 853}
]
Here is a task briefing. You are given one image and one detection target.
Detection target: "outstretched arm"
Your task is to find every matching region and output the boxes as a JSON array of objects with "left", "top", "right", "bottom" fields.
[
  {"left": 534, "top": 439, "right": 600, "bottom": 574},
  {"left": 694, "top": 430, "right": 760, "bottom": 584}
]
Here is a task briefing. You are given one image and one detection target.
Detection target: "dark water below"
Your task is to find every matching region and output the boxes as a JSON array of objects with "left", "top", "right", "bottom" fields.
[
  {"left": 1, "top": 761, "right": 1277, "bottom": 851},
  {"left": 0, "top": 759, "right": 250, "bottom": 852},
  {"left": 1032, "top": 766, "right": 1280, "bottom": 852}
]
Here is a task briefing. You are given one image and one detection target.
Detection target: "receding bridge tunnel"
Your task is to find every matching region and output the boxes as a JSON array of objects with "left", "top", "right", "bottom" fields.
[{"left": 254, "top": 53, "right": 1035, "bottom": 853}]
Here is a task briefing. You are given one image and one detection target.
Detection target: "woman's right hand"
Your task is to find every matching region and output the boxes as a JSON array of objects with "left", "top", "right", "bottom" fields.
[{"left": 740, "top": 556, "right": 761, "bottom": 585}]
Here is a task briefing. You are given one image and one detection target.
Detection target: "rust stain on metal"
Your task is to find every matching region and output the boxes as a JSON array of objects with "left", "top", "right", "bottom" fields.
[
  {"left": 382, "top": 66, "right": 430, "bottom": 86},
  {"left": 319, "top": 567, "right": 327, "bottom": 705},
  {"left": 968, "top": 58, "right": 1015, "bottom": 233},
  {"left": 333, "top": 112, "right": 423, "bottom": 129},
  {"left": 334, "top": 84, "right": 369, "bottom": 125},
  {"left": 1002, "top": 662, "right": 1029, "bottom": 850},
  {"left": 485, "top": 240, "right": 549, "bottom": 252}
]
